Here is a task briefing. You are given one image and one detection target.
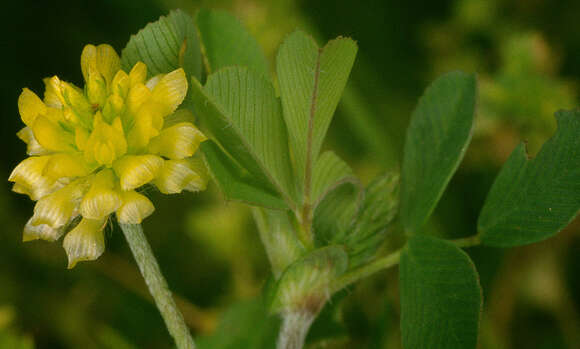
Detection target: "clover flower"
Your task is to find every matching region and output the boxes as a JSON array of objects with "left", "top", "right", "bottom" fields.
[{"left": 10, "top": 44, "right": 207, "bottom": 268}]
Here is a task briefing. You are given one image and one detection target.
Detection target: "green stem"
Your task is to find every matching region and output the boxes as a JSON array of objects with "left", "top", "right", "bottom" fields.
[
  {"left": 330, "top": 234, "right": 482, "bottom": 292},
  {"left": 450, "top": 234, "right": 481, "bottom": 248},
  {"left": 331, "top": 248, "right": 402, "bottom": 292},
  {"left": 120, "top": 223, "right": 195, "bottom": 349}
]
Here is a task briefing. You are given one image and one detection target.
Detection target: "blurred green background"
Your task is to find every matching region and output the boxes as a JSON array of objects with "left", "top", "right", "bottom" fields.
[{"left": 1, "top": 0, "right": 579, "bottom": 348}]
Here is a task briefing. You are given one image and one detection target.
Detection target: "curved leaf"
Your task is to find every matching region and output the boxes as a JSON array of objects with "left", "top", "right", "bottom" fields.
[
  {"left": 121, "top": 10, "right": 201, "bottom": 79},
  {"left": 400, "top": 235, "right": 482, "bottom": 349},
  {"left": 400, "top": 71, "right": 476, "bottom": 233},
  {"left": 478, "top": 109, "right": 580, "bottom": 246}
]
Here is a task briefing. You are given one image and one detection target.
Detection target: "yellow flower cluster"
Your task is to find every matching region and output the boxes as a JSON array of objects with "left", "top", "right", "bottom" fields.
[{"left": 10, "top": 44, "right": 207, "bottom": 268}]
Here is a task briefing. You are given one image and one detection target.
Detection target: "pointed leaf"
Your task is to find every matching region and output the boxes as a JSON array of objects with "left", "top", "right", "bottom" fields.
[
  {"left": 311, "top": 151, "right": 358, "bottom": 207},
  {"left": 195, "top": 9, "right": 269, "bottom": 77},
  {"left": 201, "top": 141, "right": 287, "bottom": 209},
  {"left": 401, "top": 71, "right": 476, "bottom": 233},
  {"left": 400, "top": 235, "right": 482, "bottom": 349},
  {"left": 276, "top": 31, "right": 357, "bottom": 198},
  {"left": 191, "top": 68, "right": 295, "bottom": 206},
  {"left": 342, "top": 173, "right": 399, "bottom": 268},
  {"left": 313, "top": 183, "right": 360, "bottom": 247},
  {"left": 478, "top": 110, "right": 580, "bottom": 246},
  {"left": 121, "top": 10, "right": 202, "bottom": 79}
]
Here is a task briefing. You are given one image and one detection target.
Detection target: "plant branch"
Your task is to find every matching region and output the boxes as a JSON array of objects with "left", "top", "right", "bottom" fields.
[
  {"left": 450, "top": 234, "right": 481, "bottom": 248},
  {"left": 331, "top": 248, "right": 402, "bottom": 292},
  {"left": 120, "top": 223, "right": 196, "bottom": 349},
  {"left": 329, "top": 234, "right": 481, "bottom": 293}
]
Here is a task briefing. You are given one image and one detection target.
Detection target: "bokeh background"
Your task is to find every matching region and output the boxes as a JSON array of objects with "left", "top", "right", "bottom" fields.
[{"left": 1, "top": 0, "right": 579, "bottom": 348}]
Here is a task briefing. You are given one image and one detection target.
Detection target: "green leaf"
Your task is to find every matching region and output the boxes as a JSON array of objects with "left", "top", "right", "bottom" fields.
[
  {"left": 342, "top": 173, "right": 399, "bottom": 268},
  {"left": 400, "top": 71, "right": 477, "bottom": 233},
  {"left": 270, "top": 246, "right": 348, "bottom": 314},
  {"left": 201, "top": 141, "right": 287, "bottom": 209},
  {"left": 276, "top": 30, "right": 357, "bottom": 199},
  {"left": 121, "top": 9, "right": 202, "bottom": 79},
  {"left": 195, "top": 9, "right": 269, "bottom": 77},
  {"left": 191, "top": 67, "right": 296, "bottom": 207},
  {"left": 400, "top": 235, "right": 482, "bottom": 349},
  {"left": 313, "top": 183, "right": 360, "bottom": 247},
  {"left": 478, "top": 110, "right": 580, "bottom": 247},
  {"left": 252, "top": 208, "right": 305, "bottom": 278},
  {"left": 311, "top": 151, "right": 358, "bottom": 207},
  {"left": 196, "top": 297, "right": 280, "bottom": 349}
]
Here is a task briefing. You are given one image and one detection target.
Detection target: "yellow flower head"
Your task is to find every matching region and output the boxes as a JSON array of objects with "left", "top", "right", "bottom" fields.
[{"left": 10, "top": 44, "right": 208, "bottom": 268}]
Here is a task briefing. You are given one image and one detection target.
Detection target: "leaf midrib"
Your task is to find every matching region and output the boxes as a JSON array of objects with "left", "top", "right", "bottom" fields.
[{"left": 303, "top": 48, "right": 322, "bottom": 204}]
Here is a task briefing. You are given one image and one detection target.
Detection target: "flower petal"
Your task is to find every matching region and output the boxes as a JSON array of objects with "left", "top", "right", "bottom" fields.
[
  {"left": 31, "top": 115, "right": 75, "bottom": 152},
  {"left": 43, "top": 76, "right": 65, "bottom": 108},
  {"left": 17, "top": 127, "right": 49, "bottom": 155},
  {"left": 154, "top": 157, "right": 208, "bottom": 194},
  {"left": 23, "top": 217, "right": 65, "bottom": 242},
  {"left": 63, "top": 218, "right": 106, "bottom": 269},
  {"left": 43, "top": 153, "right": 95, "bottom": 179},
  {"left": 81, "top": 44, "right": 120, "bottom": 85},
  {"left": 18, "top": 88, "right": 47, "bottom": 126},
  {"left": 129, "top": 62, "right": 147, "bottom": 87},
  {"left": 148, "top": 121, "right": 206, "bottom": 159},
  {"left": 80, "top": 169, "right": 122, "bottom": 219},
  {"left": 81, "top": 44, "right": 98, "bottom": 83},
  {"left": 96, "top": 44, "right": 121, "bottom": 84},
  {"left": 111, "top": 70, "right": 130, "bottom": 98},
  {"left": 127, "top": 102, "right": 164, "bottom": 152},
  {"left": 117, "top": 190, "right": 155, "bottom": 224},
  {"left": 150, "top": 68, "right": 187, "bottom": 115},
  {"left": 126, "top": 83, "right": 152, "bottom": 117},
  {"left": 113, "top": 155, "right": 164, "bottom": 190},
  {"left": 31, "top": 180, "right": 86, "bottom": 228},
  {"left": 84, "top": 113, "right": 127, "bottom": 166},
  {"left": 9, "top": 156, "right": 61, "bottom": 200}
]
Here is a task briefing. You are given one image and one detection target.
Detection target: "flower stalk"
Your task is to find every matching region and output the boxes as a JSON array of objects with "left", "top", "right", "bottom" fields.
[{"left": 120, "top": 223, "right": 195, "bottom": 349}]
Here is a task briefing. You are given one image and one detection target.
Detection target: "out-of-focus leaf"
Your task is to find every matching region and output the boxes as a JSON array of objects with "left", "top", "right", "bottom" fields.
[
  {"left": 400, "top": 234, "right": 482, "bottom": 349},
  {"left": 201, "top": 141, "right": 287, "bottom": 209},
  {"left": 342, "top": 173, "right": 399, "bottom": 268},
  {"left": 478, "top": 109, "right": 580, "bottom": 246},
  {"left": 252, "top": 208, "right": 305, "bottom": 278},
  {"left": 0, "top": 330, "right": 34, "bottom": 349},
  {"left": 400, "top": 71, "right": 476, "bottom": 234},
  {"left": 196, "top": 297, "right": 280, "bottom": 349},
  {"left": 121, "top": 9, "right": 202, "bottom": 79},
  {"left": 311, "top": 151, "right": 358, "bottom": 207},
  {"left": 191, "top": 67, "right": 295, "bottom": 207},
  {"left": 195, "top": 9, "right": 269, "bottom": 77},
  {"left": 270, "top": 246, "right": 348, "bottom": 314},
  {"left": 276, "top": 30, "right": 357, "bottom": 198}
]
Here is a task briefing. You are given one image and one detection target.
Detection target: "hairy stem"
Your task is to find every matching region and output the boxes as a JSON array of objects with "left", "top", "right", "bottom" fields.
[
  {"left": 277, "top": 311, "right": 316, "bottom": 349},
  {"left": 120, "top": 223, "right": 195, "bottom": 349}
]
